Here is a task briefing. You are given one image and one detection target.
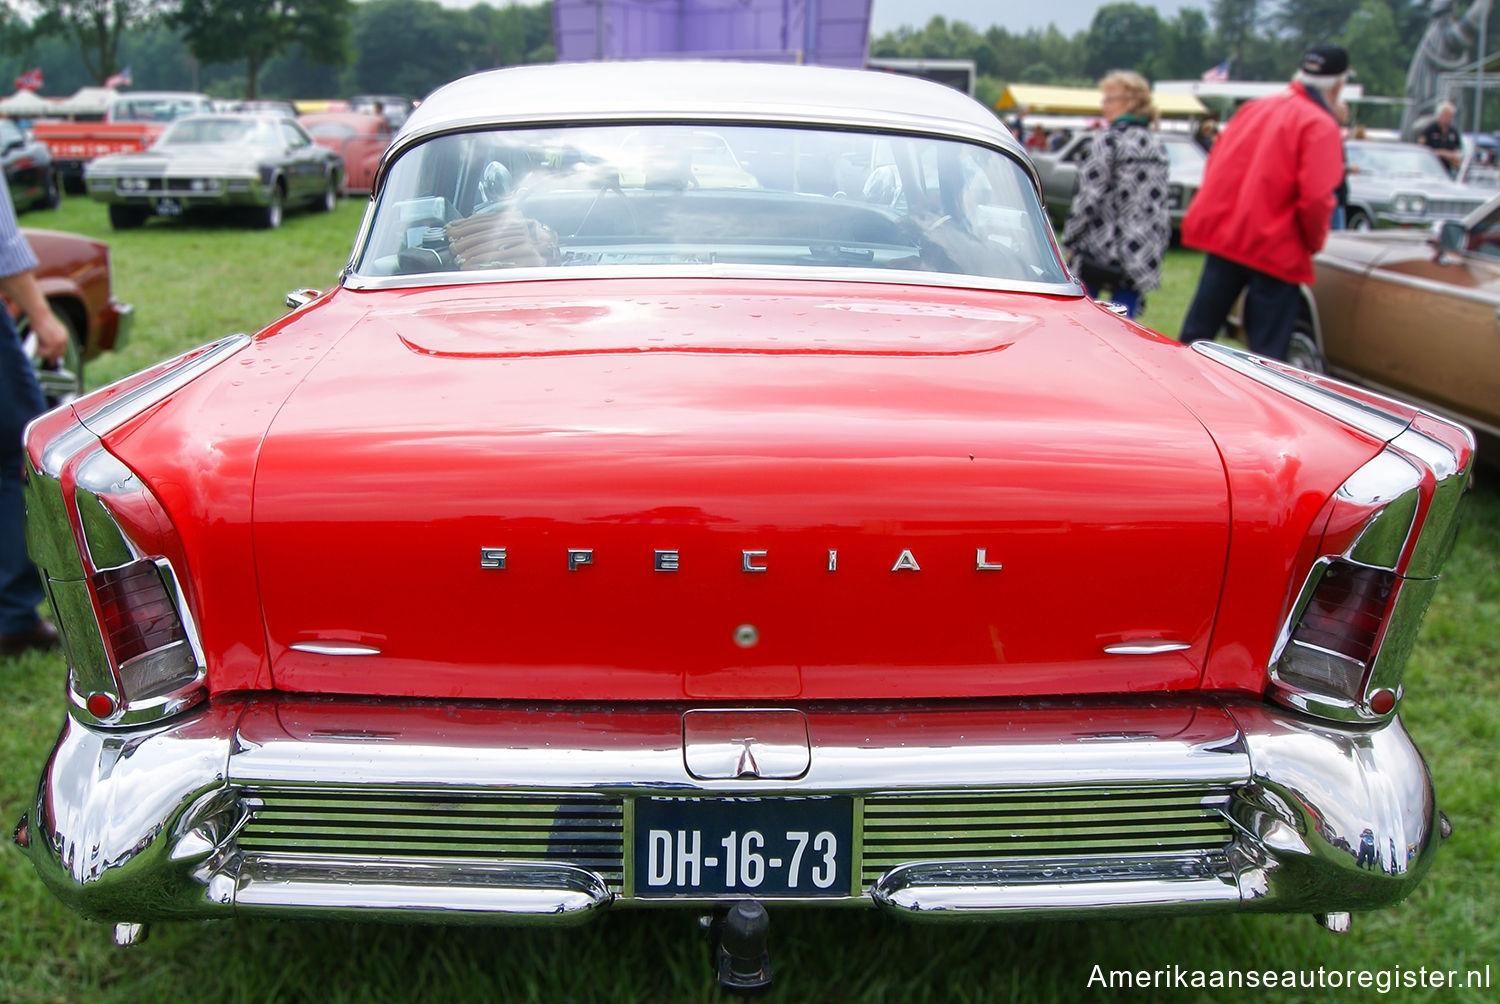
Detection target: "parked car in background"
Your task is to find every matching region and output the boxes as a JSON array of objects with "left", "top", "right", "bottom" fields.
[
  {"left": 2, "top": 117, "right": 61, "bottom": 212},
  {"left": 298, "top": 111, "right": 391, "bottom": 194},
  {"left": 1289, "top": 193, "right": 1500, "bottom": 460},
  {"left": 1033, "top": 128, "right": 1204, "bottom": 234},
  {"left": 227, "top": 100, "right": 300, "bottom": 119},
  {"left": 1343, "top": 139, "right": 1489, "bottom": 230},
  {"left": 14, "top": 61, "right": 1473, "bottom": 991},
  {"left": 347, "top": 93, "right": 414, "bottom": 130},
  {"left": 32, "top": 90, "right": 213, "bottom": 194},
  {"left": 86, "top": 113, "right": 344, "bottom": 229},
  {"left": 9, "top": 227, "right": 133, "bottom": 405}
]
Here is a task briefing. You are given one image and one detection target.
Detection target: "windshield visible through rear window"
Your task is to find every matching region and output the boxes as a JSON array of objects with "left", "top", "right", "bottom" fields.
[{"left": 353, "top": 123, "right": 1067, "bottom": 285}]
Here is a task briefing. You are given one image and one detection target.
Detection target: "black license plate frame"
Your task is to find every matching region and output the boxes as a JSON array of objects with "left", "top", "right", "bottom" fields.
[{"left": 634, "top": 796, "right": 854, "bottom": 898}]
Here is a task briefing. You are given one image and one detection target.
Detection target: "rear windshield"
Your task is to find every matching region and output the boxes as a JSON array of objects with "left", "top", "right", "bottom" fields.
[{"left": 353, "top": 123, "right": 1066, "bottom": 286}]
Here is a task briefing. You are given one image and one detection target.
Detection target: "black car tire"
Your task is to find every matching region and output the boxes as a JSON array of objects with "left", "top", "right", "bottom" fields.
[
  {"left": 43, "top": 172, "right": 61, "bottom": 210},
  {"left": 108, "top": 205, "right": 149, "bottom": 230},
  {"left": 257, "top": 183, "right": 285, "bottom": 229},
  {"left": 1346, "top": 209, "right": 1373, "bottom": 232},
  {"left": 19, "top": 307, "right": 83, "bottom": 409}
]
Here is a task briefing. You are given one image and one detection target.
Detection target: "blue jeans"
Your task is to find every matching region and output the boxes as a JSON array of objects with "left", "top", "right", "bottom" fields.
[
  {"left": 1178, "top": 253, "right": 1301, "bottom": 361},
  {"left": 1, "top": 313, "right": 45, "bottom": 633}
]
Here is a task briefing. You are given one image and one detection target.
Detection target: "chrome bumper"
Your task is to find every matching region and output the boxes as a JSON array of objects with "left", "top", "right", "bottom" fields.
[{"left": 15, "top": 695, "right": 1439, "bottom": 925}]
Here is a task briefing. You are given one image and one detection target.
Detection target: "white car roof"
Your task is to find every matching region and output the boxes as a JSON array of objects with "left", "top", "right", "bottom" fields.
[{"left": 393, "top": 61, "right": 1019, "bottom": 155}]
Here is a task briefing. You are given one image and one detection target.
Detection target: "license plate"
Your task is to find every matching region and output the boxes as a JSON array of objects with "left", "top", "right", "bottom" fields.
[
  {"left": 155, "top": 197, "right": 182, "bottom": 216},
  {"left": 634, "top": 796, "right": 853, "bottom": 898}
]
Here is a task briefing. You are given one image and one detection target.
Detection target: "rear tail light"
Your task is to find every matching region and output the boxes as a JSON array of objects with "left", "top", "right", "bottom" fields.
[
  {"left": 1276, "top": 559, "right": 1398, "bottom": 702},
  {"left": 90, "top": 559, "right": 198, "bottom": 703}
]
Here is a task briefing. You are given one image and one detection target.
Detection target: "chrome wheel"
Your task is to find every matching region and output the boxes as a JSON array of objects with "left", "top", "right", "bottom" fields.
[
  {"left": 1286, "top": 329, "right": 1326, "bottom": 374},
  {"left": 259, "top": 184, "right": 284, "bottom": 229}
]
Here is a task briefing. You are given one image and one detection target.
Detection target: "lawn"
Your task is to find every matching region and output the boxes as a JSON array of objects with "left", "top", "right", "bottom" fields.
[{"left": 1, "top": 194, "right": 1496, "bottom": 1003}]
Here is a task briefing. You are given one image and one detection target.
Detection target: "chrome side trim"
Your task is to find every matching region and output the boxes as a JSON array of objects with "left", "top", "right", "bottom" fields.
[
  {"left": 76, "top": 333, "right": 251, "bottom": 438},
  {"left": 1191, "top": 341, "right": 1411, "bottom": 444},
  {"left": 288, "top": 643, "right": 383, "bottom": 656},
  {"left": 1103, "top": 641, "right": 1192, "bottom": 655}
]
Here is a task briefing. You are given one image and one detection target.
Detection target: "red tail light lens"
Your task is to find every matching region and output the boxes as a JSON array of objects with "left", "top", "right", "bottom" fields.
[
  {"left": 1290, "top": 561, "right": 1398, "bottom": 667},
  {"left": 92, "top": 560, "right": 187, "bottom": 665}
]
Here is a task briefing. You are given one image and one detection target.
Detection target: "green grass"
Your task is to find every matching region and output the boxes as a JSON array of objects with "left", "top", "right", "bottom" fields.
[{"left": 1, "top": 195, "right": 1496, "bottom": 1003}]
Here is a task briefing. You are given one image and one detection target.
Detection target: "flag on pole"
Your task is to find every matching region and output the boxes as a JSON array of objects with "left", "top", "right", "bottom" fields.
[
  {"left": 13, "top": 67, "right": 43, "bottom": 92},
  {"left": 1201, "top": 61, "right": 1230, "bottom": 84},
  {"left": 104, "top": 67, "right": 132, "bottom": 88}
]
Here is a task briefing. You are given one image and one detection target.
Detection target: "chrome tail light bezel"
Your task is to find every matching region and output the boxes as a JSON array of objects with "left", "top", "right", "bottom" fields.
[
  {"left": 1195, "top": 343, "right": 1474, "bottom": 724},
  {"left": 22, "top": 336, "right": 245, "bottom": 728}
]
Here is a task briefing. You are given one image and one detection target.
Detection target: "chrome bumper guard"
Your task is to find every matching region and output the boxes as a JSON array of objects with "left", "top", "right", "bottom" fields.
[{"left": 16, "top": 695, "right": 1438, "bottom": 924}]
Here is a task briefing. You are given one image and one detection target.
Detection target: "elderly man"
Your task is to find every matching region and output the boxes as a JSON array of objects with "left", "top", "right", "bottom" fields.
[
  {"left": 1177, "top": 44, "right": 1349, "bottom": 362},
  {"left": 0, "top": 183, "right": 68, "bottom": 655},
  {"left": 1419, "top": 101, "right": 1464, "bottom": 175}
]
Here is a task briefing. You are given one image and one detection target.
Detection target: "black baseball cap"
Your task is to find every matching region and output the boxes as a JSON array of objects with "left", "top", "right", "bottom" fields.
[{"left": 1300, "top": 43, "right": 1350, "bottom": 77}]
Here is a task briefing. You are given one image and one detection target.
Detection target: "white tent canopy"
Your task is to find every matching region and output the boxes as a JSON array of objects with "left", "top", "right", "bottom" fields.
[
  {"left": 53, "top": 86, "right": 117, "bottom": 118},
  {"left": 0, "top": 89, "right": 52, "bottom": 117}
]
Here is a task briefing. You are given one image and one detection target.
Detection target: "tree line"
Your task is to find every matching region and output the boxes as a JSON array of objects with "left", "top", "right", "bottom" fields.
[{"left": 0, "top": 0, "right": 1459, "bottom": 111}]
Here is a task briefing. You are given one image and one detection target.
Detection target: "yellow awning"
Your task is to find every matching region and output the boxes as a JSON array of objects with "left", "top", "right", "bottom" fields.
[{"left": 996, "top": 84, "right": 1206, "bottom": 118}]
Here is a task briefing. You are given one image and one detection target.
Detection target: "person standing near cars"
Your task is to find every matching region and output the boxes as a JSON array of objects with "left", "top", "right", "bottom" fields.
[
  {"left": 1418, "top": 101, "right": 1464, "bottom": 176},
  {"left": 1177, "top": 44, "right": 1349, "bottom": 361},
  {"left": 0, "top": 182, "right": 67, "bottom": 656},
  {"left": 1059, "top": 70, "right": 1170, "bottom": 320}
]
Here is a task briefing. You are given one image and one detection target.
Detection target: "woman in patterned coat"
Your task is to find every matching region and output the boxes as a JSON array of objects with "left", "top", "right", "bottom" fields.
[{"left": 1059, "top": 70, "right": 1170, "bottom": 319}]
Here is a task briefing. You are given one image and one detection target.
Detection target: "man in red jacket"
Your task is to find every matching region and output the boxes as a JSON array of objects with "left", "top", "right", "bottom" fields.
[{"left": 1178, "top": 44, "right": 1349, "bottom": 361}]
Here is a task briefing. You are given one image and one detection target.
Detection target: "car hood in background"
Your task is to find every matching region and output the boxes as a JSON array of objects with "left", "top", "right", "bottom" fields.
[
  {"left": 91, "top": 143, "right": 281, "bottom": 171},
  {"left": 245, "top": 280, "right": 1231, "bottom": 702}
]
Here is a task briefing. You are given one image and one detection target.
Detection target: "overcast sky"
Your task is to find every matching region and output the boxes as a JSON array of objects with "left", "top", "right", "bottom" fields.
[{"left": 869, "top": 1, "right": 1208, "bottom": 36}]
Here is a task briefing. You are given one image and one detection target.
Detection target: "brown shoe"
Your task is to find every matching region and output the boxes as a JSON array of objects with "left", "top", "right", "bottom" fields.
[{"left": 0, "top": 620, "right": 60, "bottom": 657}]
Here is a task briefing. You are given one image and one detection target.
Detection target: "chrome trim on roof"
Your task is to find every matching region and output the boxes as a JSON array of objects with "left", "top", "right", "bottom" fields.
[{"left": 341, "top": 261, "right": 1084, "bottom": 298}]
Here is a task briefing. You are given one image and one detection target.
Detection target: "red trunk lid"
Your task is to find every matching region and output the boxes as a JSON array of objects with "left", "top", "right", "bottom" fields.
[{"left": 252, "top": 280, "right": 1229, "bottom": 701}]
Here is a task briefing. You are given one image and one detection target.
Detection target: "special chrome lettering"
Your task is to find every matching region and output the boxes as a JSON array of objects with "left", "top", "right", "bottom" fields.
[{"left": 479, "top": 546, "right": 1001, "bottom": 574}]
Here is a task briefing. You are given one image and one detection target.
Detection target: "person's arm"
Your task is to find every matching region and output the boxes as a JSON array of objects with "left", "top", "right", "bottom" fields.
[
  {"left": 0, "top": 269, "right": 68, "bottom": 363},
  {"left": 0, "top": 183, "right": 68, "bottom": 363}
]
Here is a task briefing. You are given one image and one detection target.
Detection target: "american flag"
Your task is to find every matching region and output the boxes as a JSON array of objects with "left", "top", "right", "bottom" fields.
[
  {"left": 13, "top": 67, "right": 42, "bottom": 92},
  {"left": 105, "top": 67, "right": 132, "bottom": 88},
  {"left": 1201, "top": 61, "right": 1230, "bottom": 84}
]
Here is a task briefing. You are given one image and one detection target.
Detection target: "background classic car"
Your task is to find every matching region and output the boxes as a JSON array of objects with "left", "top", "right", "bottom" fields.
[
  {"left": 14, "top": 63, "right": 1473, "bottom": 992},
  {"left": 298, "top": 111, "right": 392, "bottom": 194},
  {"left": 1032, "top": 128, "right": 1204, "bottom": 234},
  {"left": 1293, "top": 193, "right": 1500, "bottom": 460},
  {"left": 3, "top": 117, "right": 61, "bottom": 213},
  {"left": 9, "top": 227, "right": 132, "bottom": 405},
  {"left": 1343, "top": 139, "right": 1489, "bottom": 230},
  {"left": 85, "top": 113, "right": 344, "bottom": 229}
]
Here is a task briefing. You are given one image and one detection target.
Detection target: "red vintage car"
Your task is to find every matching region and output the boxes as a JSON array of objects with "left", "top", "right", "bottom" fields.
[
  {"left": 11, "top": 227, "right": 133, "bottom": 404},
  {"left": 13, "top": 63, "right": 1473, "bottom": 991},
  {"left": 298, "top": 111, "right": 391, "bottom": 194}
]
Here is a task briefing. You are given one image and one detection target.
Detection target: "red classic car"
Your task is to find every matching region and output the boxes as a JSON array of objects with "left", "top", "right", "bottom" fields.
[
  {"left": 13, "top": 63, "right": 1473, "bottom": 991},
  {"left": 10, "top": 227, "right": 133, "bottom": 404},
  {"left": 297, "top": 111, "right": 392, "bottom": 194}
]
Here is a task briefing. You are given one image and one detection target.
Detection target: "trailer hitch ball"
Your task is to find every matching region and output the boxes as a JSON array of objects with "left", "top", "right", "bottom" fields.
[{"left": 715, "top": 899, "right": 772, "bottom": 994}]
